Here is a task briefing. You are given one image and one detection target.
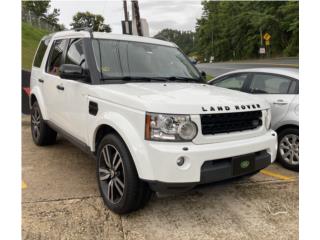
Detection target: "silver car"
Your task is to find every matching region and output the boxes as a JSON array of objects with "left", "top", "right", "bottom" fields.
[{"left": 208, "top": 68, "right": 299, "bottom": 171}]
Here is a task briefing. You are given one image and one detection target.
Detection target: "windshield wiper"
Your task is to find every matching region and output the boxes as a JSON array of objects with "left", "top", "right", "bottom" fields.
[
  {"left": 165, "top": 76, "right": 202, "bottom": 83},
  {"left": 101, "top": 76, "right": 169, "bottom": 82}
]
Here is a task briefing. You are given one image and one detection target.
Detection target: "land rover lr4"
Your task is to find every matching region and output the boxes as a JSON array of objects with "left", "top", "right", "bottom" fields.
[{"left": 30, "top": 30, "right": 277, "bottom": 214}]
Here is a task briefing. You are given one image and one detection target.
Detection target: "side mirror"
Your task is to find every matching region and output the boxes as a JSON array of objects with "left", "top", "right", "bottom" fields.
[
  {"left": 60, "top": 64, "right": 84, "bottom": 80},
  {"left": 191, "top": 59, "right": 198, "bottom": 65},
  {"left": 201, "top": 71, "right": 206, "bottom": 79}
]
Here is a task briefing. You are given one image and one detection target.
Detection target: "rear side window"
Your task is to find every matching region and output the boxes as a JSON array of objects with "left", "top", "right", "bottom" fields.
[
  {"left": 33, "top": 38, "right": 50, "bottom": 68},
  {"left": 46, "top": 39, "right": 68, "bottom": 76}
]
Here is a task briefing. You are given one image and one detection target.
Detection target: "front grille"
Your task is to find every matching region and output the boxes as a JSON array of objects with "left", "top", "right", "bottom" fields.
[{"left": 200, "top": 110, "right": 262, "bottom": 135}]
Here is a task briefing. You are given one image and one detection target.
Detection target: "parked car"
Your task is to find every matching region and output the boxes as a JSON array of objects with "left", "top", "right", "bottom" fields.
[
  {"left": 208, "top": 68, "right": 299, "bottom": 171},
  {"left": 30, "top": 29, "right": 277, "bottom": 214}
]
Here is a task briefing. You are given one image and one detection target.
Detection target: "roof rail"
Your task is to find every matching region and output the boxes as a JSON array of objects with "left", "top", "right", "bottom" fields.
[{"left": 72, "top": 27, "right": 93, "bottom": 38}]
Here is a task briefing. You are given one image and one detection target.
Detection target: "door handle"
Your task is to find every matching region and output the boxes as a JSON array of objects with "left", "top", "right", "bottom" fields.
[
  {"left": 273, "top": 100, "right": 288, "bottom": 105},
  {"left": 38, "top": 79, "right": 44, "bottom": 83},
  {"left": 56, "top": 84, "right": 64, "bottom": 91}
]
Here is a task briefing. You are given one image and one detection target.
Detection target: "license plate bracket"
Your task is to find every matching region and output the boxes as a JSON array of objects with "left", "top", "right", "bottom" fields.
[{"left": 232, "top": 153, "right": 255, "bottom": 176}]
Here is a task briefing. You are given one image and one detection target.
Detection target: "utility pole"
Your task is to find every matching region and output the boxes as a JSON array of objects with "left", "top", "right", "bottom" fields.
[
  {"left": 260, "top": 27, "right": 263, "bottom": 46},
  {"left": 123, "top": 0, "right": 129, "bottom": 21},
  {"left": 132, "top": 0, "right": 143, "bottom": 36},
  {"left": 122, "top": 0, "right": 132, "bottom": 34}
]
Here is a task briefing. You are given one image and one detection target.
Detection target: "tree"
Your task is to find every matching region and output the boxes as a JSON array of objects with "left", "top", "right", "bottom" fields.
[
  {"left": 42, "top": 8, "right": 60, "bottom": 27},
  {"left": 22, "top": 0, "right": 50, "bottom": 17},
  {"left": 194, "top": 1, "right": 299, "bottom": 61},
  {"left": 154, "top": 29, "right": 196, "bottom": 55},
  {"left": 70, "top": 11, "right": 112, "bottom": 32}
]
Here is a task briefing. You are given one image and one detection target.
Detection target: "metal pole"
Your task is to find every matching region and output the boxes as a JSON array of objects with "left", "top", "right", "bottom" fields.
[
  {"left": 123, "top": 0, "right": 129, "bottom": 21},
  {"left": 132, "top": 0, "right": 143, "bottom": 36},
  {"left": 260, "top": 27, "right": 263, "bottom": 46}
]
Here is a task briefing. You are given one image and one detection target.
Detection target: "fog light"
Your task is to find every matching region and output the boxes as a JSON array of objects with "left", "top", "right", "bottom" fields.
[{"left": 177, "top": 156, "right": 185, "bottom": 166}]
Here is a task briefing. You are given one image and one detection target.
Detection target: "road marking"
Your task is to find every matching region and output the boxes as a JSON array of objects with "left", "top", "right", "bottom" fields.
[
  {"left": 260, "top": 169, "right": 294, "bottom": 181},
  {"left": 22, "top": 181, "right": 27, "bottom": 189}
]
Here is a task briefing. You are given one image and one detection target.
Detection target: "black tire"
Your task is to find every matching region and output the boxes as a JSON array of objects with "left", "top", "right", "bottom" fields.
[
  {"left": 277, "top": 128, "right": 299, "bottom": 171},
  {"left": 31, "top": 101, "right": 57, "bottom": 146},
  {"left": 96, "top": 133, "right": 152, "bottom": 214}
]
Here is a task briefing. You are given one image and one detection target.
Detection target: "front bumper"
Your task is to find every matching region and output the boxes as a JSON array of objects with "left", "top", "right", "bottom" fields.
[
  {"left": 142, "top": 130, "right": 277, "bottom": 186},
  {"left": 147, "top": 150, "right": 271, "bottom": 193}
]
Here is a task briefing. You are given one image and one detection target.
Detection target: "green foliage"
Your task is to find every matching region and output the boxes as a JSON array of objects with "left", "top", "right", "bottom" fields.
[
  {"left": 22, "top": 0, "right": 50, "bottom": 17},
  {"left": 70, "top": 11, "right": 112, "bottom": 32},
  {"left": 22, "top": 22, "right": 50, "bottom": 70},
  {"left": 154, "top": 29, "right": 196, "bottom": 55},
  {"left": 195, "top": 1, "right": 299, "bottom": 61},
  {"left": 42, "top": 8, "right": 61, "bottom": 29}
]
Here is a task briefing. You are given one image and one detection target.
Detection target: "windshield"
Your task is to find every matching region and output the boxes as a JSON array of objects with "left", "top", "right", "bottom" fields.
[{"left": 92, "top": 39, "right": 201, "bottom": 82}]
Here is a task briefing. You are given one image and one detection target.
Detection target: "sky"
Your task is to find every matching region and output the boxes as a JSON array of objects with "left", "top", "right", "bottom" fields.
[{"left": 49, "top": 0, "right": 204, "bottom": 36}]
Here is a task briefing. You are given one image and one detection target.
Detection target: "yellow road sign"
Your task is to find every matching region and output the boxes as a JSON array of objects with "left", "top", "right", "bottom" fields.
[
  {"left": 265, "top": 40, "right": 270, "bottom": 46},
  {"left": 263, "top": 32, "right": 271, "bottom": 41}
]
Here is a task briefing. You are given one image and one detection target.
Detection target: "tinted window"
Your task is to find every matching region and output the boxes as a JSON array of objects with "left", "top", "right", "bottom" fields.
[
  {"left": 46, "top": 39, "right": 68, "bottom": 75},
  {"left": 92, "top": 40, "right": 122, "bottom": 77},
  {"left": 33, "top": 38, "right": 50, "bottom": 68},
  {"left": 65, "top": 39, "right": 87, "bottom": 68},
  {"left": 214, "top": 74, "right": 247, "bottom": 91},
  {"left": 250, "top": 73, "right": 292, "bottom": 94}
]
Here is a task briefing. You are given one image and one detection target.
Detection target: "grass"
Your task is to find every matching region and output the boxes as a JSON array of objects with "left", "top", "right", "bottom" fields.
[
  {"left": 206, "top": 74, "right": 214, "bottom": 81},
  {"left": 22, "top": 22, "right": 50, "bottom": 70}
]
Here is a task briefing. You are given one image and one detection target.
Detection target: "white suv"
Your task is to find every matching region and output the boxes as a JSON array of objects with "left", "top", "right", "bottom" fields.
[{"left": 30, "top": 29, "right": 277, "bottom": 214}]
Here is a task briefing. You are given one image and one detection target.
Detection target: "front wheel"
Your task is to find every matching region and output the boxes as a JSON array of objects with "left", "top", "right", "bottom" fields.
[
  {"left": 96, "top": 134, "right": 152, "bottom": 214},
  {"left": 277, "top": 128, "right": 299, "bottom": 171}
]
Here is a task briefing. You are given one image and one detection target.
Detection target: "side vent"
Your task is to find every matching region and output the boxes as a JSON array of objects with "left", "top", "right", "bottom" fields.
[{"left": 89, "top": 101, "right": 98, "bottom": 116}]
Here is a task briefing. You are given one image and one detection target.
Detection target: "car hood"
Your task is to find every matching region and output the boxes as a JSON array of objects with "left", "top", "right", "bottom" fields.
[{"left": 93, "top": 82, "right": 270, "bottom": 114}]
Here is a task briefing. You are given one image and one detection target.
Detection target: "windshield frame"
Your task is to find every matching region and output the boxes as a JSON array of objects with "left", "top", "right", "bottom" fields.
[{"left": 91, "top": 38, "right": 204, "bottom": 84}]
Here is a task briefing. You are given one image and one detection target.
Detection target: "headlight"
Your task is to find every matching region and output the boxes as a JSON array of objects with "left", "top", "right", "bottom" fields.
[
  {"left": 265, "top": 109, "right": 272, "bottom": 130},
  {"left": 145, "top": 113, "right": 198, "bottom": 141}
]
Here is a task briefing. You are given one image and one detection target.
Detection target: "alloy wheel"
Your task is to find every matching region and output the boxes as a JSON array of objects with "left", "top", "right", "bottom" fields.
[
  {"left": 279, "top": 134, "right": 299, "bottom": 166},
  {"left": 31, "top": 107, "right": 41, "bottom": 140},
  {"left": 99, "top": 144, "right": 125, "bottom": 204}
]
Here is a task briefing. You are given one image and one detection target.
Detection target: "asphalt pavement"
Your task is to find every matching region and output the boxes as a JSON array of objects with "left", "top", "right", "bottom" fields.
[
  {"left": 22, "top": 116, "right": 298, "bottom": 240},
  {"left": 196, "top": 57, "right": 299, "bottom": 78}
]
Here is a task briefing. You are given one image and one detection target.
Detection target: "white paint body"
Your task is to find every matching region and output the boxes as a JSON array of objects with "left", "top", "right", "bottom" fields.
[{"left": 30, "top": 31, "right": 277, "bottom": 183}]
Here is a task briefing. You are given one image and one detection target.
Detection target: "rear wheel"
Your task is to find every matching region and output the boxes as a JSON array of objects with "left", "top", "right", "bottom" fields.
[
  {"left": 31, "top": 101, "right": 57, "bottom": 146},
  {"left": 277, "top": 128, "right": 299, "bottom": 171},
  {"left": 96, "top": 134, "right": 151, "bottom": 214}
]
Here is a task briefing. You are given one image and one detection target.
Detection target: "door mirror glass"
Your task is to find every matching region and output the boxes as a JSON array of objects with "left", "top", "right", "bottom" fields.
[{"left": 59, "top": 64, "right": 84, "bottom": 80}]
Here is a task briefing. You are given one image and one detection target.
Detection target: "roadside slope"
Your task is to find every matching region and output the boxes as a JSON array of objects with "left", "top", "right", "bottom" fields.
[{"left": 22, "top": 22, "right": 50, "bottom": 70}]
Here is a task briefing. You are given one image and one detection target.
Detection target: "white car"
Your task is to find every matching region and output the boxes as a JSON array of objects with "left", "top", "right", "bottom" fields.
[
  {"left": 209, "top": 68, "right": 299, "bottom": 171},
  {"left": 30, "top": 29, "right": 277, "bottom": 214}
]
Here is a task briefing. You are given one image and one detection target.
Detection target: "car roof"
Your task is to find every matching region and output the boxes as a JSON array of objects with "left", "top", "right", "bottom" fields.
[
  {"left": 214, "top": 68, "right": 299, "bottom": 80},
  {"left": 43, "top": 30, "right": 177, "bottom": 48}
]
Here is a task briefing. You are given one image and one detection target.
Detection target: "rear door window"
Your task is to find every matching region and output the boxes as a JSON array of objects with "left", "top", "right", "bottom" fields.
[
  {"left": 33, "top": 38, "right": 51, "bottom": 68},
  {"left": 46, "top": 39, "right": 68, "bottom": 76},
  {"left": 249, "top": 73, "right": 292, "bottom": 94}
]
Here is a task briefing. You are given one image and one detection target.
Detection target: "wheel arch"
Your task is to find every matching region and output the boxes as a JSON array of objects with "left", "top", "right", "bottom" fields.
[
  {"left": 30, "top": 87, "right": 48, "bottom": 119},
  {"left": 90, "top": 114, "right": 154, "bottom": 180},
  {"left": 275, "top": 124, "right": 299, "bottom": 135}
]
